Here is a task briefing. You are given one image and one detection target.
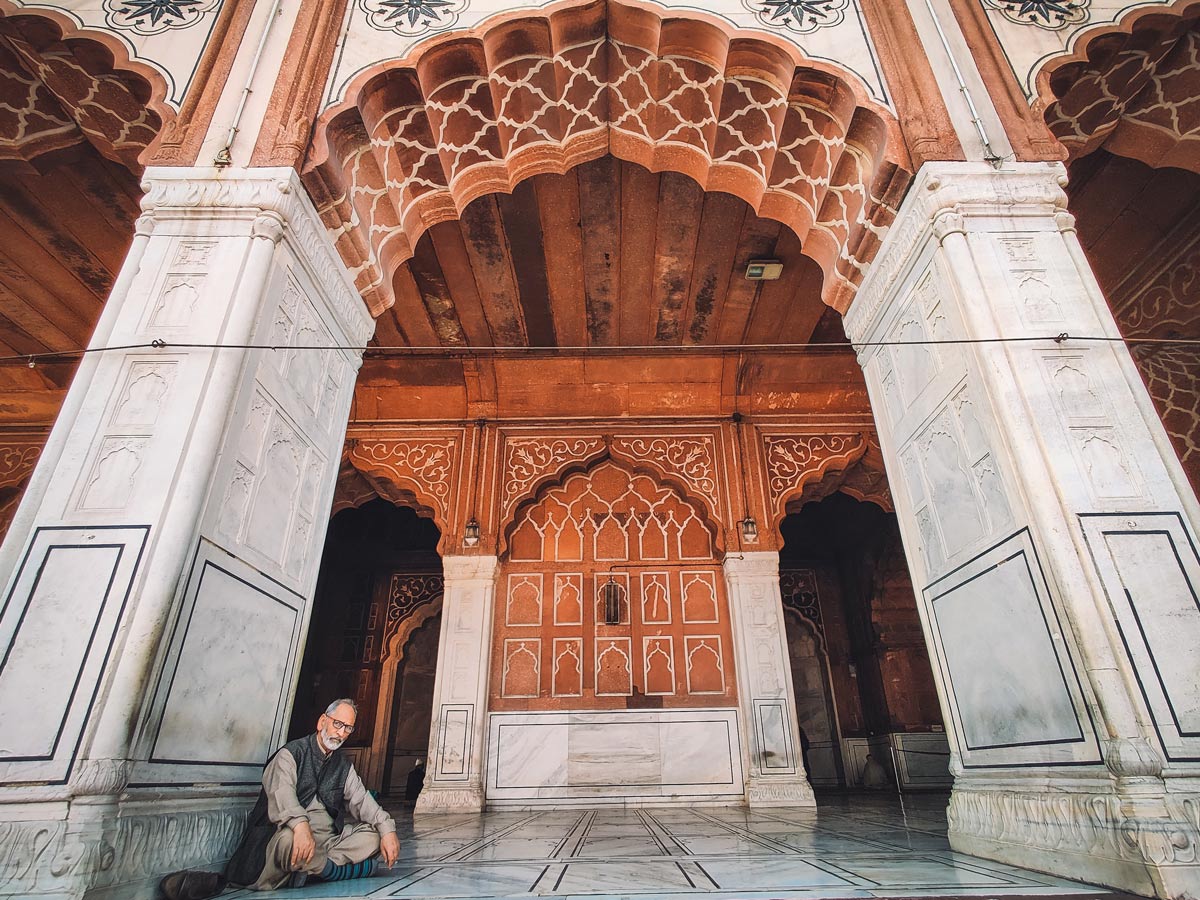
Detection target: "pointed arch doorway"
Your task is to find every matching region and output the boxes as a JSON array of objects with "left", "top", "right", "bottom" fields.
[{"left": 288, "top": 498, "right": 443, "bottom": 794}]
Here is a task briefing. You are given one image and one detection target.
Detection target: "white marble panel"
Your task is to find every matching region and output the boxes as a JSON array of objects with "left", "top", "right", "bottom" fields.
[
  {"left": 0, "top": 526, "right": 147, "bottom": 784},
  {"left": 923, "top": 529, "right": 1101, "bottom": 767},
  {"left": 891, "top": 732, "right": 953, "bottom": 789},
  {"left": 486, "top": 709, "right": 742, "bottom": 803},
  {"left": 1081, "top": 512, "right": 1200, "bottom": 760},
  {"left": 151, "top": 555, "right": 299, "bottom": 766}
]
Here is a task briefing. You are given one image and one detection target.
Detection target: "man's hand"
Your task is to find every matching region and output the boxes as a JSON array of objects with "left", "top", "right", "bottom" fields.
[
  {"left": 379, "top": 831, "right": 400, "bottom": 867},
  {"left": 290, "top": 820, "right": 316, "bottom": 870}
]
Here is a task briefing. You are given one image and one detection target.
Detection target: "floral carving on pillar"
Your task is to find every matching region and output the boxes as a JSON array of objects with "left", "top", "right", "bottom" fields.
[
  {"left": 0, "top": 442, "right": 42, "bottom": 542},
  {"left": 382, "top": 573, "right": 444, "bottom": 661},
  {"left": 500, "top": 437, "right": 606, "bottom": 525},
  {"left": 347, "top": 437, "right": 457, "bottom": 529},
  {"left": 762, "top": 433, "right": 869, "bottom": 522},
  {"left": 610, "top": 436, "right": 721, "bottom": 521}
]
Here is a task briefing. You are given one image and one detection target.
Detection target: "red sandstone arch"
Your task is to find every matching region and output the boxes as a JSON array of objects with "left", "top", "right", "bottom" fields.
[
  {"left": 304, "top": 0, "right": 912, "bottom": 319},
  {"left": 1037, "top": 1, "right": 1200, "bottom": 173},
  {"left": 501, "top": 452, "right": 726, "bottom": 559},
  {"left": 0, "top": 5, "right": 173, "bottom": 172}
]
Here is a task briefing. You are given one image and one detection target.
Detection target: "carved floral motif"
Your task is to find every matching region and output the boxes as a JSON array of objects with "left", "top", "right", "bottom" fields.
[
  {"left": 349, "top": 438, "right": 457, "bottom": 525},
  {"left": 742, "top": 0, "right": 849, "bottom": 34},
  {"left": 501, "top": 437, "right": 605, "bottom": 523},
  {"left": 383, "top": 573, "right": 444, "bottom": 660},
  {"left": 983, "top": 0, "right": 1090, "bottom": 30},
  {"left": 359, "top": 0, "right": 468, "bottom": 36},
  {"left": 611, "top": 436, "right": 720, "bottom": 518},
  {"left": 763, "top": 434, "right": 868, "bottom": 519}
]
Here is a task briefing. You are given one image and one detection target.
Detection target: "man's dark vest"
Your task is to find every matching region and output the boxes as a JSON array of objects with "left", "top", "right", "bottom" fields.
[{"left": 225, "top": 734, "right": 353, "bottom": 886}]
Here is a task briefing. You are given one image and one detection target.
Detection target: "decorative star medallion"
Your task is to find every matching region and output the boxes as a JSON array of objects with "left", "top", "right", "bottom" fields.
[
  {"left": 742, "top": 0, "right": 849, "bottom": 35},
  {"left": 984, "top": 0, "right": 1090, "bottom": 29},
  {"left": 361, "top": 0, "right": 468, "bottom": 37},
  {"left": 104, "top": 0, "right": 219, "bottom": 34}
]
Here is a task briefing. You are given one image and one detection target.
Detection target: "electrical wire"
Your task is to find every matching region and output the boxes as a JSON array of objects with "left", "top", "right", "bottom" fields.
[{"left": 6, "top": 333, "right": 1200, "bottom": 368}]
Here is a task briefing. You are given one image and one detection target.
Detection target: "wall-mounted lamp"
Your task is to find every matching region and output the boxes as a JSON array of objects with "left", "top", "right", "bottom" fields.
[
  {"left": 745, "top": 259, "right": 783, "bottom": 281},
  {"left": 602, "top": 577, "right": 623, "bottom": 626},
  {"left": 740, "top": 516, "right": 759, "bottom": 544},
  {"left": 463, "top": 517, "right": 481, "bottom": 547}
]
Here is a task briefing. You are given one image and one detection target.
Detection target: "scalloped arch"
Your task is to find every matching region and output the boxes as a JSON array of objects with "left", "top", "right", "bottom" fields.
[
  {"left": 1036, "top": 0, "right": 1200, "bottom": 172},
  {"left": 500, "top": 452, "right": 726, "bottom": 560},
  {"left": 303, "top": 0, "right": 912, "bottom": 318},
  {"left": 0, "top": 2, "right": 174, "bottom": 171}
]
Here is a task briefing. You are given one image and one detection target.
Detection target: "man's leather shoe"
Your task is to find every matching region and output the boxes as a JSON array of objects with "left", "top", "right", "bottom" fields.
[{"left": 159, "top": 870, "right": 226, "bottom": 900}]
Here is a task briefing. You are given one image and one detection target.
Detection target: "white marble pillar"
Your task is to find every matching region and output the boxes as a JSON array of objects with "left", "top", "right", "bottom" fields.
[
  {"left": 0, "top": 167, "right": 373, "bottom": 900},
  {"left": 416, "top": 555, "right": 500, "bottom": 813},
  {"left": 844, "top": 161, "right": 1200, "bottom": 899},
  {"left": 724, "top": 552, "right": 815, "bottom": 807}
]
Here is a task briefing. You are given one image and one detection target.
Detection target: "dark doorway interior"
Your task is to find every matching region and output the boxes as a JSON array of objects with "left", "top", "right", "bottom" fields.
[
  {"left": 779, "top": 492, "right": 947, "bottom": 789},
  {"left": 289, "top": 499, "right": 441, "bottom": 792}
]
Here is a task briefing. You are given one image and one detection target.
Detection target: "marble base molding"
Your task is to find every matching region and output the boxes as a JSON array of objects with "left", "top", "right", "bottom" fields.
[
  {"left": 948, "top": 787, "right": 1200, "bottom": 898},
  {"left": 0, "top": 796, "right": 252, "bottom": 899},
  {"left": 415, "top": 786, "right": 485, "bottom": 814},
  {"left": 745, "top": 776, "right": 816, "bottom": 807}
]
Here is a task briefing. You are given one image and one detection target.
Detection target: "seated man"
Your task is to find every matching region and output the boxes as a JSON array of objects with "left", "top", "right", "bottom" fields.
[{"left": 226, "top": 698, "right": 401, "bottom": 890}]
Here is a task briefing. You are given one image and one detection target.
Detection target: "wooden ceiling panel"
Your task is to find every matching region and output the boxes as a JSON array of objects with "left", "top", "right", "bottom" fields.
[
  {"left": 368, "top": 155, "right": 841, "bottom": 356},
  {"left": 618, "top": 161, "right": 658, "bottom": 346},
  {"left": 649, "top": 172, "right": 704, "bottom": 344},
  {"left": 577, "top": 155, "right": 621, "bottom": 345},
  {"left": 534, "top": 172, "right": 587, "bottom": 347},
  {"left": 496, "top": 181, "right": 556, "bottom": 347},
  {"left": 684, "top": 190, "right": 746, "bottom": 345}
]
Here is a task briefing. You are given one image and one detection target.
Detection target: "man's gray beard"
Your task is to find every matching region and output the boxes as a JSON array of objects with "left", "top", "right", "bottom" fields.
[{"left": 323, "top": 733, "right": 344, "bottom": 750}]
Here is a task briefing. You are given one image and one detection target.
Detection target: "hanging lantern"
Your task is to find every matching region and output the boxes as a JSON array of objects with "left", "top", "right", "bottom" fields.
[
  {"left": 602, "top": 577, "right": 623, "bottom": 625},
  {"left": 740, "top": 516, "right": 759, "bottom": 544},
  {"left": 462, "top": 517, "right": 481, "bottom": 547}
]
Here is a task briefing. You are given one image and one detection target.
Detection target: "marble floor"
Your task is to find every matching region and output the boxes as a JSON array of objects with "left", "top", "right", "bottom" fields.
[{"left": 224, "top": 794, "right": 1113, "bottom": 900}]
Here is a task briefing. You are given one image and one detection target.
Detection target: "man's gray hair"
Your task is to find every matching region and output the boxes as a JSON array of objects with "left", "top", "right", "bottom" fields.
[{"left": 324, "top": 698, "right": 358, "bottom": 717}]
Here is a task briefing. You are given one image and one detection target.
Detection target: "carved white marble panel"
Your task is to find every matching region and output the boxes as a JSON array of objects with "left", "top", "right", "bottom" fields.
[
  {"left": 246, "top": 417, "right": 310, "bottom": 565},
  {"left": 1081, "top": 513, "right": 1200, "bottom": 761},
  {"left": 434, "top": 704, "right": 472, "bottom": 780},
  {"left": 150, "top": 555, "right": 300, "bottom": 767},
  {"left": 1071, "top": 428, "right": 1144, "bottom": 502},
  {"left": 149, "top": 276, "right": 203, "bottom": 330},
  {"left": 754, "top": 700, "right": 795, "bottom": 771},
  {"left": 485, "top": 709, "right": 742, "bottom": 803},
  {"left": 923, "top": 529, "right": 1102, "bottom": 768},
  {"left": 78, "top": 437, "right": 149, "bottom": 511},
  {"left": 111, "top": 362, "right": 176, "bottom": 429},
  {"left": 0, "top": 526, "right": 147, "bottom": 784}
]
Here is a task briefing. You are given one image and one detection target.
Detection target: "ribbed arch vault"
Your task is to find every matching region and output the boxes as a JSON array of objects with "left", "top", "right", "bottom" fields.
[
  {"left": 304, "top": 0, "right": 912, "bottom": 319},
  {"left": 1038, "top": 1, "right": 1200, "bottom": 174},
  {"left": 0, "top": 5, "right": 172, "bottom": 172}
]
